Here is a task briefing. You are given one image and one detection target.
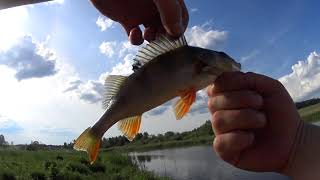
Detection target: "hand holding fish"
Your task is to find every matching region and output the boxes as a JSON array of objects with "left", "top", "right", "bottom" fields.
[
  {"left": 90, "top": 0, "right": 188, "bottom": 45},
  {"left": 208, "top": 72, "right": 320, "bottom": 179}
]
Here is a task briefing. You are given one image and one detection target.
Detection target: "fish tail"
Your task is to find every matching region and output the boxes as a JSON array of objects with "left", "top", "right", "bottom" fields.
[{"left": 73, "top": 127, "right": 101, "bottom": 164}]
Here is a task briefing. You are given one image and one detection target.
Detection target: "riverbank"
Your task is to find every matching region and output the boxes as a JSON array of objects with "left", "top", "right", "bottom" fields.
[
  {"left": 0, "top": 149, "right": 169, "bottom": 180},
  {"left": 104, "top": 135, "right": 213, "bottom": 152}
]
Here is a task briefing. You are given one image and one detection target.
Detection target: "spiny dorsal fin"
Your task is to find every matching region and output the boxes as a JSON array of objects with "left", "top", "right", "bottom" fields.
[
  {"left": 102, "top": 75, "right": 127, "bottom": 109},
  {"left": 118, "top": 115, "right": 142, "bottom": 141},
  {"left": 134, "top": 35, "right": 187, "bottom": 65}
]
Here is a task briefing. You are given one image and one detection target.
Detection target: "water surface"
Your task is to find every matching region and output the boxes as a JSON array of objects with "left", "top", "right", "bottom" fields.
[{"left": 130, "top": 146, "right": 291, "bottom": 180}]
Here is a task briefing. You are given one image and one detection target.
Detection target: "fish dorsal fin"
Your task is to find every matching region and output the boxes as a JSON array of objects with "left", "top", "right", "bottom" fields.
[
  {"left": 134, "top": 35, "right": 188, "bottom": 65},
  {"left": 102, "top": 75, "right": 127, "bottom": 109},
  {"left": 118, "top": 115, "right": 142, "bottom": 141}
]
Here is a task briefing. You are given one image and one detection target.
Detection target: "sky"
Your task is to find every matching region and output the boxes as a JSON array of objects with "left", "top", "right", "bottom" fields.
[{"left": 0, "top": 0, "right": 320, "bottom": 145}]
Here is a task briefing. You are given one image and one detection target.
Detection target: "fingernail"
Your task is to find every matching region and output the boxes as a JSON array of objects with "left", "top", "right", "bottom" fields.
[{"left": 166, "top": 22, "right": 184, "bottom": 37}]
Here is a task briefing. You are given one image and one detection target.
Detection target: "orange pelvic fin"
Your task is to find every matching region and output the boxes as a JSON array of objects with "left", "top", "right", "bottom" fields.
[
  {"left": 73, "top": 128, "right": 101, "bottom": 164},
  {"left": 118, "top": 115, "right": 142, "bottom": 141},
  {"left": 173, "top": 88, "right": 196, "bottom": 120}
]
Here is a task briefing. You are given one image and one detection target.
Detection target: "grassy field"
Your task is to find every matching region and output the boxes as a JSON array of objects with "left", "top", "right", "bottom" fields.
[
  {"left": 299, "top": 103, "right": 320, "bottom": 122},
  {"left": 0, "top": 149, "right": 169, "bottom": 180}
]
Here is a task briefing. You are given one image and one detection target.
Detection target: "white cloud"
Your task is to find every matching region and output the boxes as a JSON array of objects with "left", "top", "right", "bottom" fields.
[
  {"left": 99, "top": 41, "right": 117, "bottom": 58},
  {"left": 46, "top": 0, "right": 65, "bottom": 5},
  {"left": 279, "top": 52, "right": 320, "bottom": 101},
  {"left": 0, "top": 34, "right": 117, "bottom": 144},
  {"left": 119, "top": 41, "right": 140, "bottom": 58},
  {"left": 240, "top": 49, "right": 260, "bottom": 63},
  {"left": 65, "top": 53, "right": 135, "bottom": 104},
  {"left": 186, "top": 25, "right": 228, "bottom": 50},
  {"left": 191, "top": 8, "right": 199, "bottom": 13},
  {"left": 0, "top": 6, "right": 29, "bottom": 51},
  {"left": 0, "top": 36, "right": 57, "bottom": 81},
  {"left": 96, "top": 16, "right": 115, "bottom": 31}
]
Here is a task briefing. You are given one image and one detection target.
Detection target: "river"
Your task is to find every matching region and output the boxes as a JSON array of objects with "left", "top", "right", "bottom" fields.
[{"left": 130, "top": 145, "right": 291, "bottom": 180}]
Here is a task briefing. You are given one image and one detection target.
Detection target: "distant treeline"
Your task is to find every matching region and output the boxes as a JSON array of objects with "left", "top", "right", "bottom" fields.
[
  {"left": 101, "top": 120, "right": 213, "bottom": 149},
  {"left": 295, "top": 98, "right": 320, "bottom": 109},
  {"left": 0, "top": 121, "right": 213, "bottom": 151}
]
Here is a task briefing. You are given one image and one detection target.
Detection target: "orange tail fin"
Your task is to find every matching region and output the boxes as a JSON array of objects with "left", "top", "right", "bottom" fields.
[{"left": 73, "top": 128, "right": 101, "bottom": 164}]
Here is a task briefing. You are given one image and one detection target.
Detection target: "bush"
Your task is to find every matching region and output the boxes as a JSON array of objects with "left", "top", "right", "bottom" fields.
[
  {"left": 53, "top": 171, "right": 83, "bottom": 180},
  {"left": 30, "top": 171, "right": 46, "bottom": 180},
  {"left": 67, "top": 162, "right": 90, "bottom": 175},
  {"left": 1, "top": 171, "right": 16, "bottom": 180},
  {"left": 89, "top": 162, "right": 105, "bottom": 173}
]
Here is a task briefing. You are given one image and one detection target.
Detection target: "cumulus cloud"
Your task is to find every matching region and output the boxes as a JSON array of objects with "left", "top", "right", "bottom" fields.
[
  {"left": 0, "top": 36, "right": 57, "bottom": 81},
  {"left": 99, "top": 41, "right": 117, "bottom": 58},
  {"left": 64, "top": 53, "right": 135, "bottom": 104},
  {"left": 190, "top": 8, "right": 199, "bottom": 13},
  {"left": 186, "top": 25, "right": 227, "bottom": 49},
  {"left": 39, "top": 127, "right": 75, "bottom": 137},
  {"left": 0, "top": 115, "right": 23, "bottom": 134},
  {"left": 119, "top": 41, "right": 140, "bottom": 58},
  {"left": 0, "top": 6, "right": 28, "bottom": 51},
  {"left": 96, "top": 16, "right": 115, "bottom": 31},
  {"left": 63, "top": 80, "right": 83, "bottom": 92},
  {"left": 45, "top": 0, "right": 65, "bottom": 5},
  {"left": 279, "top": 52, "right": 320, "bottom": 101}
]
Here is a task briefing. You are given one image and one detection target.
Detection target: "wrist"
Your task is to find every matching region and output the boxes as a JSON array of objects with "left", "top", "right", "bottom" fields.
[{"left": 282, "top": 121, "right": 320, "bottom": 179}]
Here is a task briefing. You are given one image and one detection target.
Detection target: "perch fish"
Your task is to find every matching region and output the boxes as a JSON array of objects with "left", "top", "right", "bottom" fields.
[{"left": 73, "top": 35, "right": 241, "bottom": 164}]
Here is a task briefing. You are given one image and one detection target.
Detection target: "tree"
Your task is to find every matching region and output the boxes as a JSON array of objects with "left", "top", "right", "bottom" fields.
[{"left": 0, "top": 134, "right": 8, "bottom": 146}]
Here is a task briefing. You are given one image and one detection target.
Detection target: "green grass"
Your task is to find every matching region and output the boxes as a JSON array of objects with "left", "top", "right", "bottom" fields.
[
  {"left": 0, "top": 149, "right": 169, "bottom": 180},
  {"left": 299, "top": 103, "right": 320, "bottom": 122}
]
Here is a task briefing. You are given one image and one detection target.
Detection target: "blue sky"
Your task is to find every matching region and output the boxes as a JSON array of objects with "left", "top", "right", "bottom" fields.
[{"left": 0, "top": 0, "right": 319, "bottom": 144}]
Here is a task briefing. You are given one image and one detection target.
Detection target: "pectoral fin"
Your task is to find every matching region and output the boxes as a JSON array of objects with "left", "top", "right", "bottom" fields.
[
  {"left": 173, "top": 88, "right": 196, "bottom": 120},
  {"left": 118, "top": 115, "right": 142, "bottom": 141}
]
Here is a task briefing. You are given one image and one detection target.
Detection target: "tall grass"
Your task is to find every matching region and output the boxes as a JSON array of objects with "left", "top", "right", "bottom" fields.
[{"left": 0, "top": 149, "right": 169, "bottom": 180}]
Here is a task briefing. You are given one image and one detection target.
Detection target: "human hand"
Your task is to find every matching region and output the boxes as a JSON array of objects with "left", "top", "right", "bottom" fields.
[
  {"left": 207, "top": 72, "right": 302, "bottom": 172},
  {"left": 90, "top": 0, "right": 189, "bottom": 45}
]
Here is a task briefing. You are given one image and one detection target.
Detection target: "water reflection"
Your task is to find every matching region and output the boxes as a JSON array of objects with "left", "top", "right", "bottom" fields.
[{"left": 130, "top": 146, "right": 291, "bottom": 180}]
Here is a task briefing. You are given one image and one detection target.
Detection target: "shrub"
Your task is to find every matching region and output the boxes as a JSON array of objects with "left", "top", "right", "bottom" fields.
[
  {"left": 88, "top": 162, "right": 105, "bottom": 173},
  {"left": 30, "top": 171, "right": 46, "bottom": 180},
  {"left": 67, "top": 162, "right": 90, "bottom": 175},
  {"left": 1, "top": 171, "right": 16, "bottom": 180}
]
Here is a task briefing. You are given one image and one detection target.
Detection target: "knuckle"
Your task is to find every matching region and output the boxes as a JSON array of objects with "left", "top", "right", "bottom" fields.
[
  {"left": 213, "top": 136, "right": 225, "bottom": 153},
  {"left": 213, "top": 138, "right": 231, "bottom": 162},
  {"left": 247, "top": 91, "right": 263, "bottom": 108},
  {"left": 212, "top": 111, "right": 225, "bottom": 132},
  {"left": 207, "top": 98, "right": 213, "bottom": 109}
]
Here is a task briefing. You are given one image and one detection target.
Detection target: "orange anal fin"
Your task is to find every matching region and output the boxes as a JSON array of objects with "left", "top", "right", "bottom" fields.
[
  {"left": 174, "top": 88, "right": 196, "bottom": 120},
  {"left": 118, "top": 115, "right": 142, "bottom": 141}
]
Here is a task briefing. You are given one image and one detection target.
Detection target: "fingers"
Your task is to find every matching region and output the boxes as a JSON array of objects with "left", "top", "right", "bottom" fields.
[
  {"left": 208, "top": 72, "right": 285, "bottom": 96},
  {"left": 122, "top": 25, "right": 144, "bottom": 45},
  {"left": 212, "top": 109, "right": 266, "bottom": 135},
  {"left": 214, "top": 131, "right": 254, "bottom": 164},
  {"left": 143, "top": 27, "right": 157, "bottom": 42},
  {"left": 177, "top": 0, "right": 189, "bottom": 30},
  {"left": 153, "top": 0, "right": 185, "bottom": 37},
  {"left": 208, "top": 90, "right": 263, "bottom": 112}
]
